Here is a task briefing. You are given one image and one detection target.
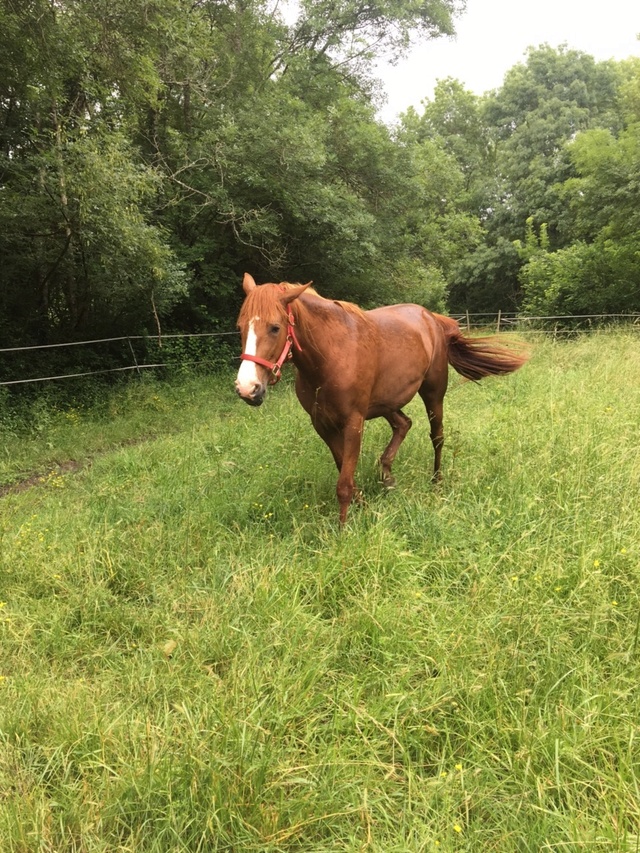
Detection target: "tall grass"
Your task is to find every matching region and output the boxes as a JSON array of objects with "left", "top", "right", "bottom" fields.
[{"left": 1, "top": 332, "right": 639, "bottom": 851}]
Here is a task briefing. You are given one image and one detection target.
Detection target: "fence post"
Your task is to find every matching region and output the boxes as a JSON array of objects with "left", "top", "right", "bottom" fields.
[
  {"left": 496, "top": 310, "right": 501, "bottom": 333},
  {"left": 127, "top": 337, "right": 142, "bottom": 377},
  {"left": 465, "top": 310, "right": 470, "bottom": 332}
]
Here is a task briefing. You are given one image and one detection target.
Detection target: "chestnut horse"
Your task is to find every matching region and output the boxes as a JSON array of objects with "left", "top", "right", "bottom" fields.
[{"left": 236, "top": 273, "right": 527, "bottom": 523}]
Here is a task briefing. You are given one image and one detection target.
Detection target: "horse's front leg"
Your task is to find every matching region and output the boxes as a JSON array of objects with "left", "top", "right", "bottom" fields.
[
  {"left": 336, "top": 415, "right": 364, "bottom": 524},
  {"left": 379, "top": 410, "right": 412, "bottom": 489}
]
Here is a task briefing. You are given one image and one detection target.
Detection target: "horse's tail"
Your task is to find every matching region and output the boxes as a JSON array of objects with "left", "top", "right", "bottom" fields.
[{"left": 435, "top": 314, "right": 529, "bottom": 381}]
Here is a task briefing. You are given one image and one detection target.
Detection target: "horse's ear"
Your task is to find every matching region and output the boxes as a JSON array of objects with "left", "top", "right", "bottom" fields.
[
  {"left": 281, "top": 282, "right": 312, "bottom": 305},
  {"left": 242, "top": 273, "right": 257, "bottom": 294}
]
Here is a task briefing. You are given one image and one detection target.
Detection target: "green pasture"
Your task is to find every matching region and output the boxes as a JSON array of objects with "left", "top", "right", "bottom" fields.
[{"left": 1, "top": 331, "right": 639, "bottom": 851}]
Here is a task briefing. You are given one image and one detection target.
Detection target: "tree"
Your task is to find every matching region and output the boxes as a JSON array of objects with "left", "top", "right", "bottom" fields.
[
  {"left": 520, "top": 60, "right": 640, "bottom": 317},
  {"left": 0, "top": 0, "right": 188, "bottom": 343},
  {"left": 482, "top": 45, "right": 621, "bottom": 241},
  {"left": 420, "top": 45, "right": 624, "bottom": 312},
  {"left": 402, "top": 78, "right": 491, "bottom": 205}
]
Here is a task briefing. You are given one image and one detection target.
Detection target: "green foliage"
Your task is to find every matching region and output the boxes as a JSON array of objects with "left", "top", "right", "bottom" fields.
[
  {"left": 0, "top": 0, "right": 467, "bottom": 348},
  {"left": 383, "top": 257, "right": 448, "bottom": 312},
  {"left": 0, "top": 133, "right": 186, "bottom": 340},
  {"left": 519, "top": 84, "right": 640, "bottom": 316},
  {"left": 448, "top": 237, "right": 522, "bottom": 312},
  {"left": 414, "top": 45, "right": 626, "bottom": 312},
  {"left": 520, "top": 238, "right": 640, "bottom": 317},
  {"left": 0, "top": 1, "right": 190, "bottom": 344},
  {"left": 144, "top": 334, "right": 236, "bottom": 373},
  {"left": 291, "top": 0, "right": 461, "bottom": 60},
  {"left": 565, "top": 124, "right": 640, "bottom": 243},
  {"left": 402, "top": 78, "right": 492, "bottom": 207},
  {"left": 2, "top": 1, "right": 640, "bottom": 342}
]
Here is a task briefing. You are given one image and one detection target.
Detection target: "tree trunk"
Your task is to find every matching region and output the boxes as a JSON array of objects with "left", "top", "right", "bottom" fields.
[{"left": 51, "top": 99, "right": 78, "bottom": 330}]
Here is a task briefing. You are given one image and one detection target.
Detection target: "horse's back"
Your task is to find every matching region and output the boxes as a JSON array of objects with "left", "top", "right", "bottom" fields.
[{"left": 367, "top": 303, "right": 447, "bottom": 357}]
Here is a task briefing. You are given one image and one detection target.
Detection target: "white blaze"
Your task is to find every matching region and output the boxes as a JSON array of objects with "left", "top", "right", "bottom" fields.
[{"left": 235, "top": 318, "right": 261, "bottom": 395}]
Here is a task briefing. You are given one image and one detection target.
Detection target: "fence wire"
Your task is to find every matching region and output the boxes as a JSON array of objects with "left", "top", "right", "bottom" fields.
[
  {"left": 0, "top": 330, "right": 237, "bottom": 387},
  {"left": 450, "top": 312, "right": 640, "bottom": 331},
  {"left": 0, "top": 330, "right": 237, "bottom": 354},
  {"left": 2, "top": 316, "right": 639, "bottom": 387}
]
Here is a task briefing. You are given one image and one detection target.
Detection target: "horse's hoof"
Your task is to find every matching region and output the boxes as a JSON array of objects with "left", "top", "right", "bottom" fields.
[{"left": 382, "top": 475, "right": 396, "bottom": 490}]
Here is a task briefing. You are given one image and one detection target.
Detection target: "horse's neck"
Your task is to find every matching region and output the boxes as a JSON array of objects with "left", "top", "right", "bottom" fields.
[
  {"left": 294, "top": 294, "right": 352, "bottom": 365},
  {"left": 294, "top": 293, "right": 347, "bottom": 342}
]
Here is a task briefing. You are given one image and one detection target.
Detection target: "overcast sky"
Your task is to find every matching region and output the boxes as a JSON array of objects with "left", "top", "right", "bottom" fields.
[{"left": 375, "top": 0, "right": 640, "bottom": 123}]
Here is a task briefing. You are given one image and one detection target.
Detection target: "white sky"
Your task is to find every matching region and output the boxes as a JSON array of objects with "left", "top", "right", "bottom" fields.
[{"left": 375, "top": 0, "right": 640, "bottom": 123}]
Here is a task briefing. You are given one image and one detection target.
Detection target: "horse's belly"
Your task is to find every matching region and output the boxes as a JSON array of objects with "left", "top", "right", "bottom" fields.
[
  {"left": 366, "top": 394, "right": 419, "bottom": 419},
  {"left": 367, "top": 372, "right": 426, "bottom": 416},
  {"left": 368, "top": 346, "right": 431, "bottom": 418}
]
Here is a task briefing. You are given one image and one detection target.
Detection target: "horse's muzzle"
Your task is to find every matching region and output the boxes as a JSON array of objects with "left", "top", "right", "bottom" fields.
[{"left": 236, "top": 386, "right": 265, "bottom": 406}]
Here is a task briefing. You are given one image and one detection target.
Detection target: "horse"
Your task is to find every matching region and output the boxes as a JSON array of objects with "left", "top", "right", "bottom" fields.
[{"left": 235, "top": 273, "right": 528, "bottom": 523}]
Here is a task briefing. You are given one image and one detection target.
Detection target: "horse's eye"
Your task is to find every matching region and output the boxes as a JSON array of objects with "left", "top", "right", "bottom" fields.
[{"left": 268, "top": 324, "right": 281, "bottom": 335}]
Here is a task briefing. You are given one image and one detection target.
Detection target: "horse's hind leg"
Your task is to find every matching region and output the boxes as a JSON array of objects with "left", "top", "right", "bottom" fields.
[
  {"left": 419, "top": 387, "right": 445, "bottom": 482},
  {"left": 379, "top": 410, "right": 412, "bottom": 489}
]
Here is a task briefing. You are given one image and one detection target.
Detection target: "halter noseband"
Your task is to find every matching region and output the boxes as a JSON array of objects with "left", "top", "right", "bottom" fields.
[{"left": 240, "top": 307, "right": 302, "bottom": 384}]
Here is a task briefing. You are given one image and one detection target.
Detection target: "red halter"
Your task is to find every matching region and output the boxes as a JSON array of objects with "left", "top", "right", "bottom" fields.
[{"left": 240, "top": 308, "right": 303, "bottom": 384}]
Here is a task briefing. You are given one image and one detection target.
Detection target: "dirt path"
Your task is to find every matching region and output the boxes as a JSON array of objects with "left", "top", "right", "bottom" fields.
[{"left": 0, "top": 459, "right": 86, "bottom": 498}]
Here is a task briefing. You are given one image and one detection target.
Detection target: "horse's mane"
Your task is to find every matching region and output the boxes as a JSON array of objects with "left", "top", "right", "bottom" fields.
[
  {"left": 238, "top": 282, "right": 369, "bottom": 325},
  {"left": 299, "top": 290, "right": 376, "bottom": 353},
  {"left": 331, "top": 298, "right": 368, "bottom": 319},
  {"left": 283, "top": 283, "right": 370, "bottom": 322}
]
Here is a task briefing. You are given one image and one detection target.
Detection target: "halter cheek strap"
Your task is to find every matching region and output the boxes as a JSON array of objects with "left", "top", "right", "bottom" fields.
[{"left": 240, "top": 308, "right": 302, "bottom": 384}]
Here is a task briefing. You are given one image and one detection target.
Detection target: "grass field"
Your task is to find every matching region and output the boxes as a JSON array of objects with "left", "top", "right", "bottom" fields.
[{"left": 1, "top": 331, "right": 639, "bottom": 852}]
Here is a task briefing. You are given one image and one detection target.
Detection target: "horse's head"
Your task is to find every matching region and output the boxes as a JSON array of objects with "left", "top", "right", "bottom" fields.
[{"left": 235, "top": 273, "right": 311, "bottom": 406}]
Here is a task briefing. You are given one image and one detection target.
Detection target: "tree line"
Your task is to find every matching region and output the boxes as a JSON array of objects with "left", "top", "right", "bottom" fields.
[{"left": 1, "top": 0, "right": 639, "bottom": 351}]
